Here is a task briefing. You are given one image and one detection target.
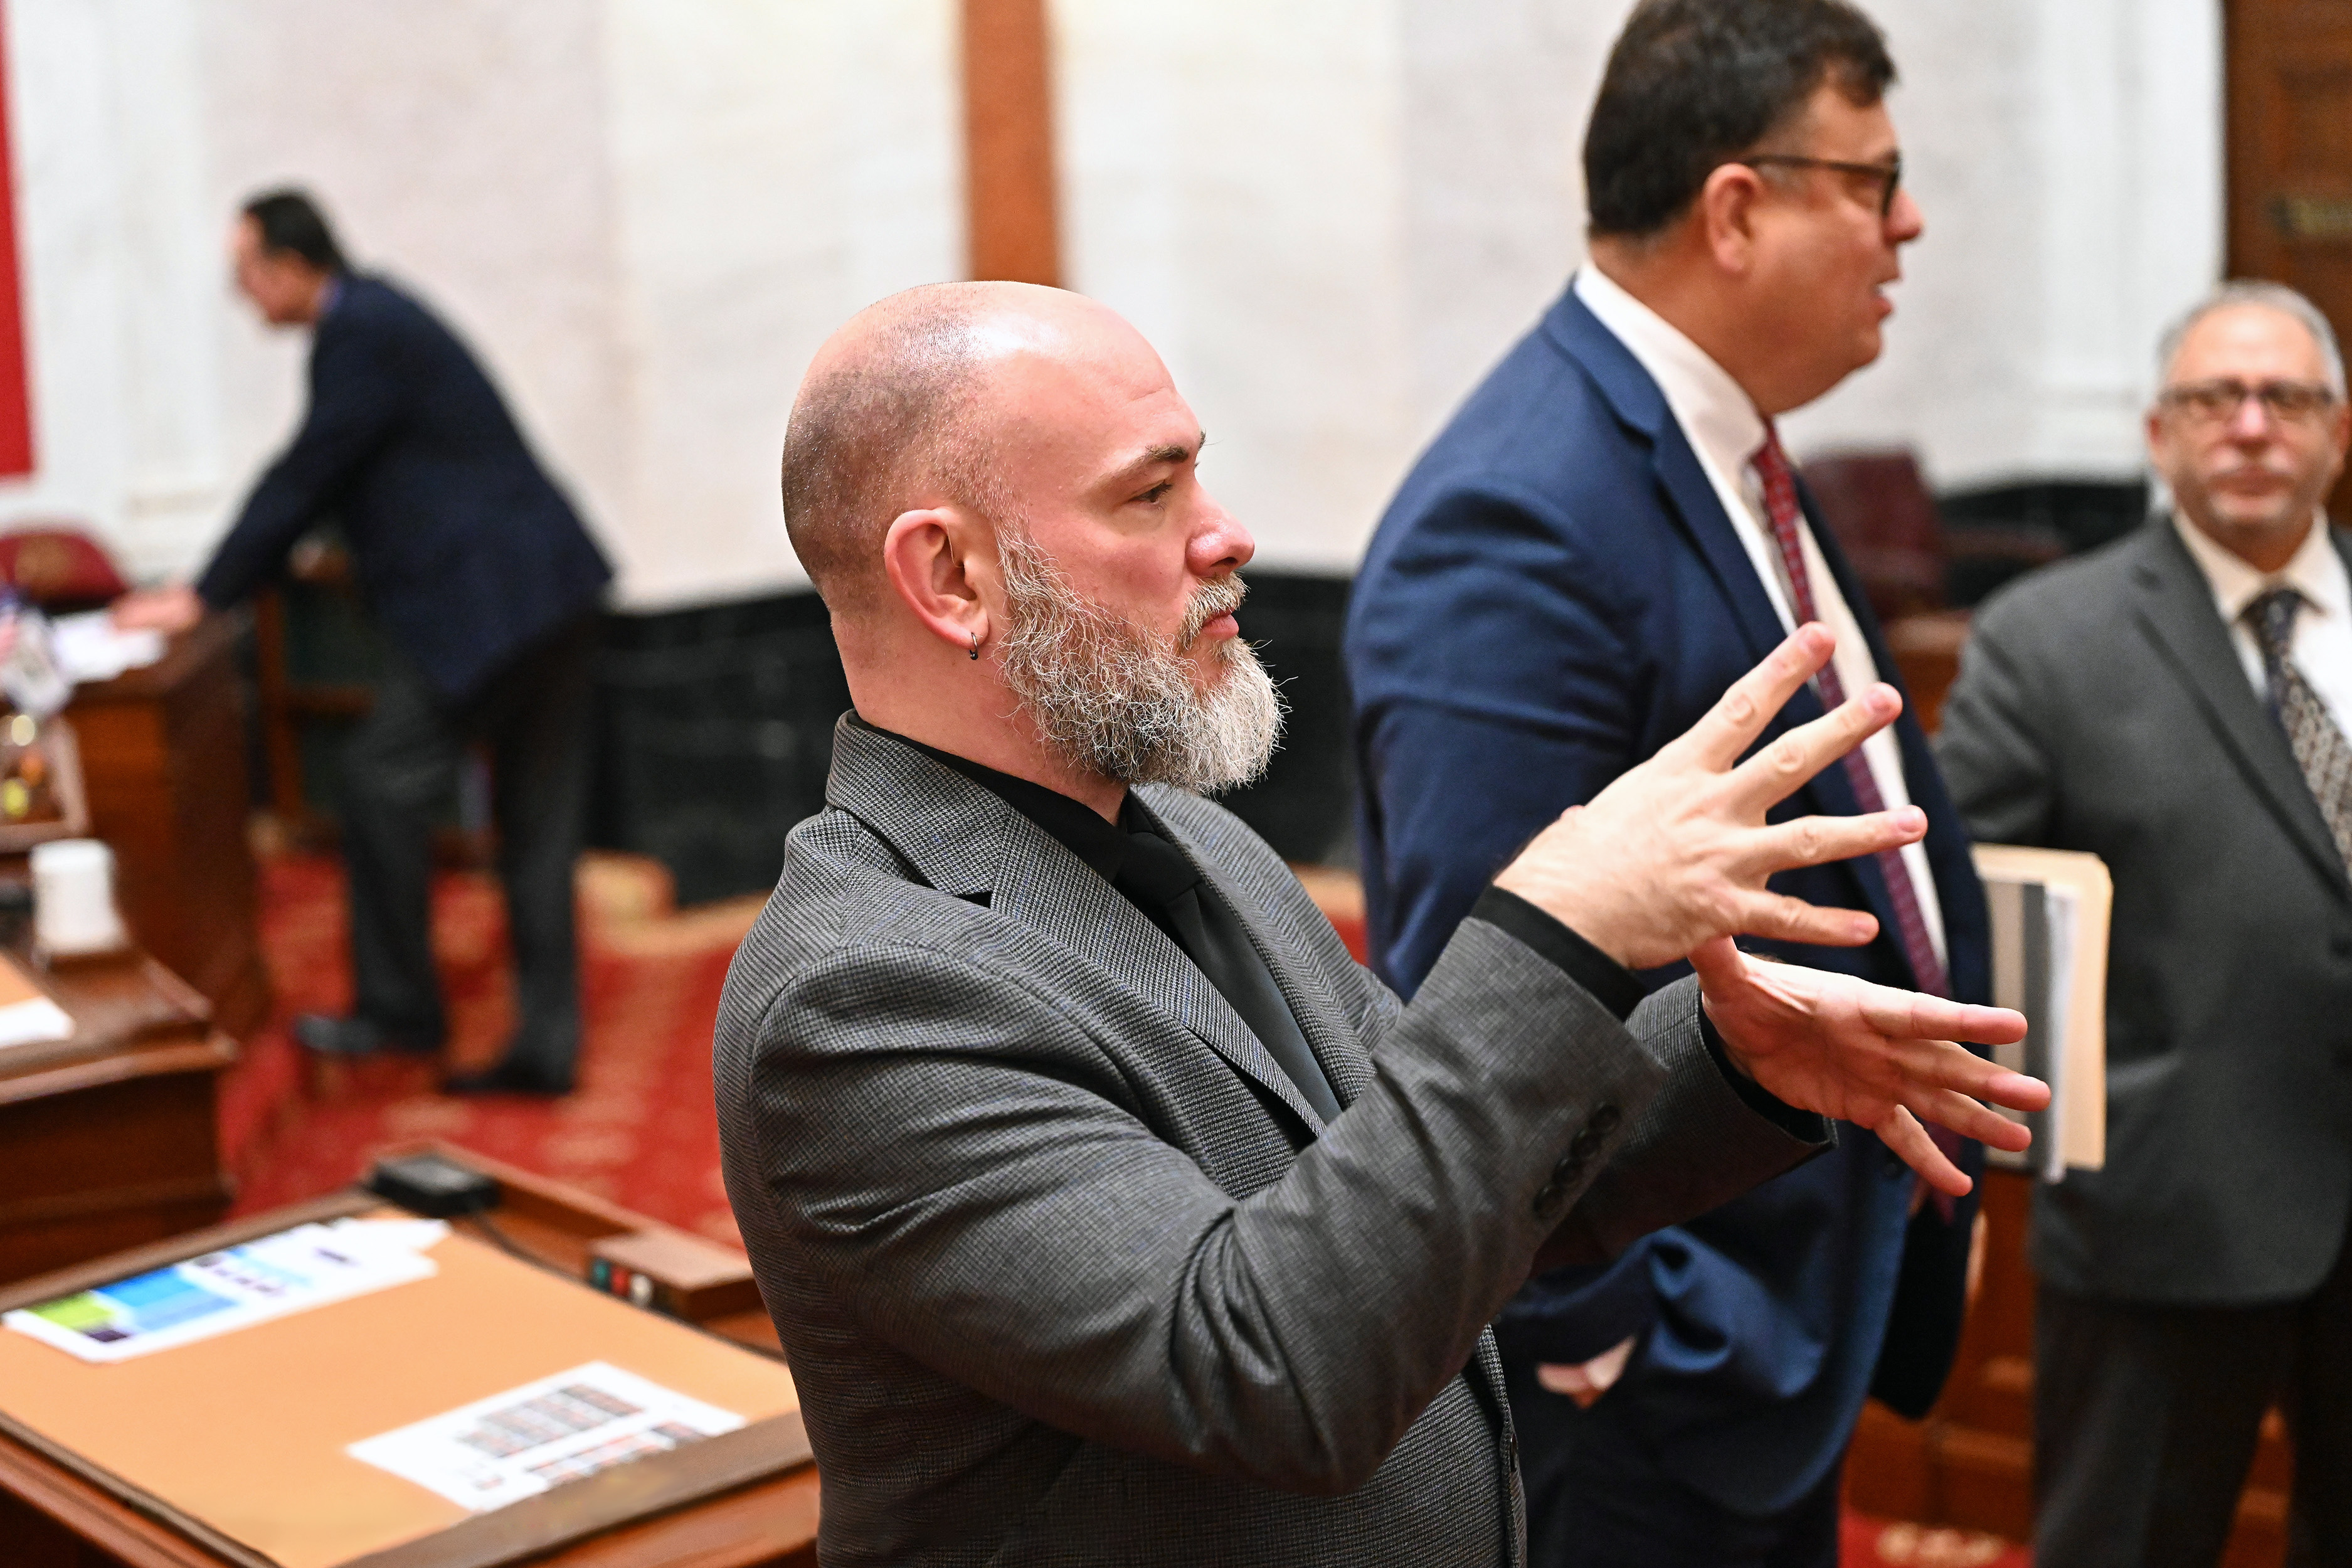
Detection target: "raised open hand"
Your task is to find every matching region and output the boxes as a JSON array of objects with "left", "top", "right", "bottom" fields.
[
  {"left": 1690, "top": 937, "right": 2045, "bottom": 1195},
  {"left": 1495, "top": 622, "right": 1920, "bottom": 970}
]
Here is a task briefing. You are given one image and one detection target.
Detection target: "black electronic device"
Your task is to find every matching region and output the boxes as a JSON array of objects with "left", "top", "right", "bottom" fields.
[{"left": 365, "top": 1151, "right": 501, "bottom": 1218}]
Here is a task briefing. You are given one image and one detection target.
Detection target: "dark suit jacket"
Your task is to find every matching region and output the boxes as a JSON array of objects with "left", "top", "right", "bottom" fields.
[
  {"left": 712, "top": 718, "right": 1831, "bottom": 1567},
  {"left": 1344, "top": 285, "right": 1991, "bottom": 1515},
  {"left": 1937, "top": 519, "right": 2352, "bottom": 1304},
  {"left": 196, "top": 273, "right": 611, "bottom": 700}
]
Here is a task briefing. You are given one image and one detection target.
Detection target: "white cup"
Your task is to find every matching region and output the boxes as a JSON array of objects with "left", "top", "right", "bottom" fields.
[{"left": 31, "top": 838, "right": 125, "bottom": 956}]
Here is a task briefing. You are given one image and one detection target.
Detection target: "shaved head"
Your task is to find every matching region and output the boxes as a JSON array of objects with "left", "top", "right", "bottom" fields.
[
  {"left": 792, "top": 280, "right": 1274, "bottom": 805},
  {"left": 781, "top": 281, "right": 1093, "bottom": 613}
]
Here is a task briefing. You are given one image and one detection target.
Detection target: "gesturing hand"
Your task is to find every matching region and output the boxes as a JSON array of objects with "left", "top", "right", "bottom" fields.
[
  {"left": 110, "top": 585, "right": 205, "bottom": 635},
  {"left": 1691, "top": 938, "right": 2045, "bottom": 1196},
  {"left": 1495, "top": 622, "right": 1918, "bottom": 970}
]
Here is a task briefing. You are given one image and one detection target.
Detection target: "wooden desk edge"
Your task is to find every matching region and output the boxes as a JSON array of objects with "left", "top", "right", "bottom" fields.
[
  {"left": 0, "top": 1031, "right": 236, "bottom": 1108},
  {"left": 0, "top": 1189, "right": 373, "bottom": 1313},
  {"left": 66, "top": 613, "right": 249, "bottom": 708},
  {"left": 0, "top": 1425, "right": 270, "bottom": 1568},
  {"left": 0, "top": 1162, "right": 820, "bottom": 1568}
]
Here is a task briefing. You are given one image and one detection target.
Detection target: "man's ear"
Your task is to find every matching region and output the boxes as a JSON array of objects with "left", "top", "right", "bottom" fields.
[
  {"left": 882, "top": 507, "right": 992, "bottom": 654},
  {"left": 1697, "top": 162, "right": 1764, "bottom": 275}
]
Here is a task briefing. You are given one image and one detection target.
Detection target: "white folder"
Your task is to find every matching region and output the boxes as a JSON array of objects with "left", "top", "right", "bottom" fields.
[{"left": 1972, "top": 844, "right": 2110, "bottom": 1179}]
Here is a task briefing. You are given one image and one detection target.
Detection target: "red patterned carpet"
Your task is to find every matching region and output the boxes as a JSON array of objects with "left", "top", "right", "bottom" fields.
[
  {"left": 1841, "top": 1516, "right": 2030, "bottom": 1567},
  {"left": 222, "top": 849, "right": 763, "bottom": 1249},
  {"left": 220, "top": 850, "right": 2031, "bottom": 1565}
]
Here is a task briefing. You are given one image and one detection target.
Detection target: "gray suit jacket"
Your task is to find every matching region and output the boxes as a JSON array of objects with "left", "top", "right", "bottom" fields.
[
  {"left": 1937, "top": 519, "right": 2352, "bottom": 1305},
  {"left": 714, "top": 718, "right": 1828, "bottom": 1567}
]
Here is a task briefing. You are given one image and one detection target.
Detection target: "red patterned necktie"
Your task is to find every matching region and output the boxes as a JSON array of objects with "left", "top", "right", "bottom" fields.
[
  {"left": 1751, "top": 424, "right": 1963, "bottom": 1211},
  {"left": 1749, "top": 424, "right": 1948, "bottom": 999}
]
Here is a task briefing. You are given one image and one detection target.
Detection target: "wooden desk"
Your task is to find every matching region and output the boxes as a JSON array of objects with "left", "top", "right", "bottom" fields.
[
  {"left": 0, "top": 1147, "right": 818, "bottom": 1568},
  {"left": 67, "top": 615, "right": 269, "bottom": 1039},
  {"left": 0, "top": 948, "right": 233, "bottom": 1286}
]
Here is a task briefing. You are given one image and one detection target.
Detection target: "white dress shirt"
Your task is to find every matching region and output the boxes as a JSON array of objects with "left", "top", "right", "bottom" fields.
[
  {"left": 1572, "top": 265, "right": 1946, "bottom": 965},
  {"left": 2175, "top": 509, "right": 2352, "bottom": 735}
]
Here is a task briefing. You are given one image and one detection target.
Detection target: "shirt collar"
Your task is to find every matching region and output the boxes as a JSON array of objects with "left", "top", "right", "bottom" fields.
[
  {"left": 2173, "top": 509, "right": 2348, "bottom": 627},
  {"left": 847, "top": 713, "right": 1135, "bottom": 882},
  {"left": 1573, "top": 263, "right": 1769, "bottom": 481}
]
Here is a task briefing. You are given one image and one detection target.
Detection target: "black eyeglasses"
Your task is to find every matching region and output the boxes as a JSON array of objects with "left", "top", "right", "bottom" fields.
[
  {"left": 2158, "top": 378, "right": 2341, "bottom": 426},
  {"left": 1742, "top": 152, "right": 1904, "bottom": 218}
]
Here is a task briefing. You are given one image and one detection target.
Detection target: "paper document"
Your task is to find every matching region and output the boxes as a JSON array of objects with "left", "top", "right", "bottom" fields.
[
  {"left": 49, "top": 611, "right": 166, "bottom": 686},
  {"left": 1974, "top": 844, "right": 2111, "bottom": 1180},
  {"left": 3, "top": 1217, "right": 447, "bottom": 1363},
  {"left": 0, "top": 955, "right": 70, "bottom": 1051},
  {"left": 347, "top": 1361, "right": 744, "bottom": 1512}
]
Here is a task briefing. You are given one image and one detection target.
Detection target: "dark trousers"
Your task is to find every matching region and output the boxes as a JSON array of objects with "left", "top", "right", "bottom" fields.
[
  {"left": 342, "top": 613, "right": 598, "bottom": 1078},
  {"left": 1507, "top": 1362, "right": 1842, "bottom": 1568},
  {"left": 2035, "top": 1218, "right": 2352, "bottom": 1568}
]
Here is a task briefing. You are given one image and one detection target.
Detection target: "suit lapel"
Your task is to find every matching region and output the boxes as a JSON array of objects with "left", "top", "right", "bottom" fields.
[
  {"left": 2130, "top": 522, "right": 2351, "bottom": 898},
  {"left": 1134, "top": 792, "right": 1373, "bottom": 1110},
  {"left": 992, "top": 827, "right": 1332, "bottom": 1135},
  {"left": 826, "top": 719, "right": 1330, "bottom": 1133},
  {"left": 1550, "top": 294, "right": 1919, "bottom": 961},
  {"left": 834, "top": 726, "right": 1515, "bottom": 1434},
  {"left": 1549, "top": 294, "right": 1793, "bottom": 669}
]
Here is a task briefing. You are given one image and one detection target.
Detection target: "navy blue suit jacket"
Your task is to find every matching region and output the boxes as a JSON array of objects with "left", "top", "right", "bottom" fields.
[
  {"left": 198, "top": 274, "right": 612, "bottom": 700},
  {"left": 1344, "top": 285, "right": 1991, "bottom": 1515}
]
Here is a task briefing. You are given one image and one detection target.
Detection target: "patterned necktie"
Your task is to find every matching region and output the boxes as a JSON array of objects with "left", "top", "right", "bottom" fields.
[
  {"left": 1751, "top": 425, "right": 1949, "bottom": 999},
  {"left": 2243, "top": 586, "right": 2352, "bottom": 872},
  {"left": 1753, "top": 426, "right": 1961, "bottom": 1215}
]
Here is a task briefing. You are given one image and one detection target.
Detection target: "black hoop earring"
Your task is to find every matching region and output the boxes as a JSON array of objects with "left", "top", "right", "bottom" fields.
[{"left": 968, "top": 630, "right": 981, "bottom": 660}]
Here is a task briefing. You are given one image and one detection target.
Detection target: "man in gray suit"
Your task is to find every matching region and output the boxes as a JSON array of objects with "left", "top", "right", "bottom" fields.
[
  {"left": 1939, "top": 280, "right": 2352, "bottom": 1568},
  {"left": 716, "top": 281, "right": 2040, "bottom": 1567}
]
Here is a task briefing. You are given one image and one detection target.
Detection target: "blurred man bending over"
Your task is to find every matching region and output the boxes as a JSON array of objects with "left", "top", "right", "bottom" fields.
[{"left": 116, "top": 190, "right": 611, "bottom": 1096}]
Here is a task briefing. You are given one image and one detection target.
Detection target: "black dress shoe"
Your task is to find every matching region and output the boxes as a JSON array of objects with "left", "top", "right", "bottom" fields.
[
  {"left": 441, "top": 1057, "right": 574, "bottom": 1097},
  {"left": 294, "top": 1014, "right": 442, "bottom": 1057}
]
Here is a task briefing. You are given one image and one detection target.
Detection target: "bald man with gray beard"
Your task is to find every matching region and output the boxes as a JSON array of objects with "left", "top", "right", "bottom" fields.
[{"left": 712, "top": 281, "right": 2043, "bottom": 1567}]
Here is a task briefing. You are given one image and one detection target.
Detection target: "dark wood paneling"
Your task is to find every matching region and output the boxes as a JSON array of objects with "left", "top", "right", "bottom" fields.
[
  {"left": 66, "top": 617, "right": 268, "bottom": 1037},
  {"left": 2228, "top": 0, "right": 2352, "bottom": 519},
  {"left": 962, "top": 0, "right": 1059, "bottom": 285}
]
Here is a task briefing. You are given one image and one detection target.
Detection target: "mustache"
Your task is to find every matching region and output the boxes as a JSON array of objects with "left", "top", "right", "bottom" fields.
[
  {"left": 2211, "top": 460, "right": 2297, "bottom": 484},
  {"left": 1180, "top": 575, "right": 1248, "bottom": 646}
]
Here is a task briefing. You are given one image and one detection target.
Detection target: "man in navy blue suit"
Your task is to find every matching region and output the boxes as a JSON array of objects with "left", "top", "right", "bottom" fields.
[
  {"left": 1347, "top": 3, "right": 1989, "bottom": 1563},
  {"left": 117, "top": 190, "right": 612, "bottom": 1096}
]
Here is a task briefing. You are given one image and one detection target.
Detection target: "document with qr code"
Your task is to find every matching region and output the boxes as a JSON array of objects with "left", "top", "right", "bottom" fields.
[{"left": 347, "top": 1361, "right": 744, "bottom": 1512}]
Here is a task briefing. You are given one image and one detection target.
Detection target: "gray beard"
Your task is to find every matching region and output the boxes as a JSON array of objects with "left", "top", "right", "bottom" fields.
[{"left": 993, "top": 526, "right": 1284, "bottom": 794}]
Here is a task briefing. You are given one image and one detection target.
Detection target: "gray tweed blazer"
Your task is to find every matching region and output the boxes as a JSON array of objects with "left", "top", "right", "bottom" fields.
[
  {"left": 714, "top": 718, "right": 1826, "bottom": 1567},
  {"left": 1938, "top": 519, "right": 2352, "bottom": 1305}
]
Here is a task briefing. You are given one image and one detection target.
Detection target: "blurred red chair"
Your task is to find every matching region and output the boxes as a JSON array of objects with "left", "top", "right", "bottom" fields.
[
  {"left": 1802, "top": 449, "right": 1949, "bottom": 620},
  {"left": 1800, "top": 449, "right": 2065, "bottom": 624},
  {"left": 1799, "top": 450, "right": 2067, "bottom": 734},
  {"left": 0, "top": 524, "right": 130, "bottom": 612}
]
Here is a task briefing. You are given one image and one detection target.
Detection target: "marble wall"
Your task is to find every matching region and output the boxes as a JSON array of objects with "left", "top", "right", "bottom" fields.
[
  {"left": 0, "top": 1, "right": 2223, "bottom": 598},
  {"left": 1061, "top": 0, "right": 2224, "bottom": 571},
  {"left": 0, "top": 0, "right": 958, "bottom": 607}
]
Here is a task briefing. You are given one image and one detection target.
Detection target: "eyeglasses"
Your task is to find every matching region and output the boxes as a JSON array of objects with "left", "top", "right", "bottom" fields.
[
  {"left": 1743, "top": 152, "right": 1904, "bottom": 219},
  {"left": 2157, "top": 378, "right": 2341, "bottom": 426}
]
